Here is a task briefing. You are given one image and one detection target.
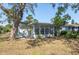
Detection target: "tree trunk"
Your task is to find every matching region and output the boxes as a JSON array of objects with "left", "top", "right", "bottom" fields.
[
  {"left": 54, "top": 27, "right": 57, "bottom": 36},
  {"left": 54, "top": 27, "right": 60, "bottom": 37},
  {"left": 10, "top": 26, "right": 18, "bottom": 40},
  {"left": 9, "top": 20, "right": 20, "bottom": 40}
]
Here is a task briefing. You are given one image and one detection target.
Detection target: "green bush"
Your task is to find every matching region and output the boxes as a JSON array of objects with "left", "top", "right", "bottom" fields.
[
  {"left": 0, "top": 26, "right": 4, "bottom": 34},
  {"left": 65, "top": 31, "right": 77, "bottom": 39},
  {"left": 37, "top": 34, "right": 45, "bottom": 39},
  {"left": 0, "top": 24, "right": 12, "bottom": 34},
  {"left": 65, "top": 31, "right": 71, "bottom": 39},
  {"left": 60, "top": 31, "right": 67, "bottom": 36},
  {"left": 4, "top": 27, "right": 11, "bottom": 32},
  {"left": 77, "top": 35, "right": 79, "bottom": 39},
  {"left": 77, "top": 31, "right": 79, "bottom": 35}
]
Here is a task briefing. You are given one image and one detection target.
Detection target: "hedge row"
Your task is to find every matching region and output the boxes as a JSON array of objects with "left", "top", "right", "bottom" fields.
[{"left": 60, "top": 30, "right": 79, "bottom": 39}]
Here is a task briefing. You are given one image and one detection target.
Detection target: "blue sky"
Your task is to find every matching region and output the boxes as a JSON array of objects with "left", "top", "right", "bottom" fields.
[{"left": 0, "top": 3, "right": 79, "bottom": 25}]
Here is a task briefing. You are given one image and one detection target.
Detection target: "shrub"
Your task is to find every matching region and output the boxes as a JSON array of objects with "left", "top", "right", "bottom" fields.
[
  {"left": 77, "top": 35, "right": 79, "bottom": 39},
  {"left": 60, "top": 30, "right": 67, "bottom": 36},
  {"left": 65, "top": 31, "right": 71, "bottom": 39},
  {"left": 65, "top": 31, "right": 77, "bottom": 39},
  {"left": 37, "top": 34, "right": 45, "bottom": 39},
  {"left": 77, "top": 31, "right": 79, "bottom": 35},
  {"left": 0, "top": 24, "right": 12, "bottom": 34},
  {"left": 0, "top": 26, "right": 4, "bottom": 34}
]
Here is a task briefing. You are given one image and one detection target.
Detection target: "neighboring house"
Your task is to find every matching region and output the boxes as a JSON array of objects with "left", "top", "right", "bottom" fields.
[
  {"left": 64, "top": 24, "right": 79, "bottom": 31},
  {"left": 19, "top": 22, "right": 79, "bottom": 39}
]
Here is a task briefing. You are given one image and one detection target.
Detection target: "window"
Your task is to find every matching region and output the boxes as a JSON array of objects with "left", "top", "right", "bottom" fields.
[
  {"left": 35, "top": 28, "right": 39, "bottom": 34},
  {"left": 41, "top": 28, "right": 44, "bottom": 34},
  {"left": 45, "top": 28, "right": 49, "bottom": 34}
]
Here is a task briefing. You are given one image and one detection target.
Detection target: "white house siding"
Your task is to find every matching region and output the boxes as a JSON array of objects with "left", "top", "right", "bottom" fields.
[
  {"left": 63, "top": 26, "right": 79, "bottom": 31},
  {"left": 18, "top": 28, "right": 28, "bottom": 38}
]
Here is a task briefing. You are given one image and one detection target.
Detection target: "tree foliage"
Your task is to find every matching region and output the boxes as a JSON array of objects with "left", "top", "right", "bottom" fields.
[
  {"left": 26, "top": 15, "right": 38, "bottom": 25},
  {"left": 53, "top": 15, "right": 64, "bottom": 28},
  {"left": 0, "top": 24, "right": 12, "bottom": 34},
  {"left": 51, "top": 3, "right": 79, "bottom": 36}
]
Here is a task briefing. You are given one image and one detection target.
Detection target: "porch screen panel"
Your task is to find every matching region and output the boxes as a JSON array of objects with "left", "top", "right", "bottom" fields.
[
  {"left": 41, "top": 28, "right": 44, "bottom": 34},
  {"left": 45, "top": 28, "right": 49, "bottom": 34},
  {"left": 35, "top": 28, "right": 39, "bottom": 34}
]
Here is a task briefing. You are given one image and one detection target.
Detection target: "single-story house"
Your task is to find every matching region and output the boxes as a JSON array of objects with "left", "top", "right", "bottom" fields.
[
  {"left": 19, "top": 23, "right": 54, "bottom": 39},
  {"left": 63, "top": 23, "right": 79, "bottom": 31},
  {"left": 18, "top": 22, "right": 79, "bottom": 39}
]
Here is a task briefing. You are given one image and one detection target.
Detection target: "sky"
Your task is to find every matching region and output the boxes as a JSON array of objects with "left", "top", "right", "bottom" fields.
[{"left": 0, "top": 3, "right": 79, "bottom": 26}]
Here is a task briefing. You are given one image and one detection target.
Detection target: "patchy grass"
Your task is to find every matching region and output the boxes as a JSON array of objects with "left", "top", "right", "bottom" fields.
[
  {"left": 0, "top": 33, "right": 79, "bottom": 55},
  {"left": 68, "top": 39, "right": 79, "bottom": 55},
  {"left": 0, "top": 38, "right": 74, "bottom": 55}
]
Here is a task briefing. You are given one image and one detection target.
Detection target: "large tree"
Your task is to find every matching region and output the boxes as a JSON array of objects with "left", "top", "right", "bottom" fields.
[
  {"left": 0, "top": 3, "right": 37, "bottom": 40},
  {"left": 51, "top": 4, "right": 71, "bottom": 36},
  {"left": 51, "top": 3, "right": 79, "bottom": 36}
]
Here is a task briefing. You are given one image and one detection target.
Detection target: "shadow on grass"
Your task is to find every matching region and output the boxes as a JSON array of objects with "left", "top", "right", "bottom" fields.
[
  {"left": 25, "top": 37, "right": 59, "bottom": 49},
  {"left": 25, "top": 39, "right": 44, "bottom": 49}
]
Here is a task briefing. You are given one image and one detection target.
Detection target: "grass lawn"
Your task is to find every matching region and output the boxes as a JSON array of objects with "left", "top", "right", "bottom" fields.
[{"left": 0, "top": 37, "right": 78, "bottom": 55}]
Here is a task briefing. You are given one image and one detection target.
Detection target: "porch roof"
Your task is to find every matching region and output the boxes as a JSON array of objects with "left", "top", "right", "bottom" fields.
[
  {"left": 33, "top": 23, "right": 53, "bottom": 26},
  {"left": 65, "top": 24, "right": 79, "bottom": 27},
  {"left": 19, "top": 22, "right": 53, "bottom": 29}
]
